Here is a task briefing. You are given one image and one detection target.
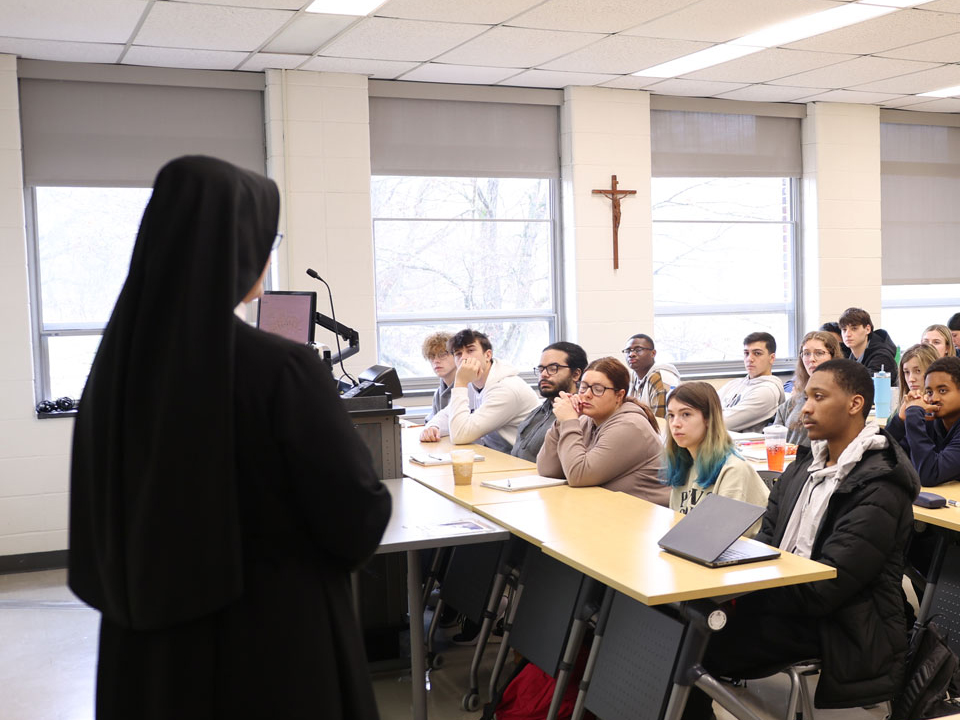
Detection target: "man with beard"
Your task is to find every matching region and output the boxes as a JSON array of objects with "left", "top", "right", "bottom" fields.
[{"left": 510, "top": 342, "right": 588, "bottom": 462}]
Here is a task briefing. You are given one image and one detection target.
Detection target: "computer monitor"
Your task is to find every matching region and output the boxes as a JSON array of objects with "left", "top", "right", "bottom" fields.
[{"left": 256, "top": 291, "right": 316, "bottom": 344}]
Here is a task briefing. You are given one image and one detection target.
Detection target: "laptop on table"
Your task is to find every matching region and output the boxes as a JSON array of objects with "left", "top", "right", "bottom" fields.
[{"left": 658, "top": 492, "right": 780, "bottom": 568}]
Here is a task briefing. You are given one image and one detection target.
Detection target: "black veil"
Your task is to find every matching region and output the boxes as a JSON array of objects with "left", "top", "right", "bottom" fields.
[{"left": 69, "top": 156, "right": 280, "bottom": 630}]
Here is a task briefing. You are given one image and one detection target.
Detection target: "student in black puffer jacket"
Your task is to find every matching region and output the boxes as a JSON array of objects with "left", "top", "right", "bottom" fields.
[{"left": 682, "top": 359, "right": 920, "bottom": 719}]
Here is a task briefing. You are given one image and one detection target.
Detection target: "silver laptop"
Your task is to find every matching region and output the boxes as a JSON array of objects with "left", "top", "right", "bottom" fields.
[{"left": 658, "top": 492, "right": 780, "bottom": 568}]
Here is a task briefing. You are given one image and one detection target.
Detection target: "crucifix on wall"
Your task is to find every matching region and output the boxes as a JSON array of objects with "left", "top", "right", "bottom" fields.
[{"left": 592, "top": 175, "right": 636, "bottom": 270}]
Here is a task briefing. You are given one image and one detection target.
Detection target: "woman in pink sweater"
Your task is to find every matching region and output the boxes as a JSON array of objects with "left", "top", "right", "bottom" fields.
[{"left": 536, "top": 356, "right": 669, "bottom": 506}]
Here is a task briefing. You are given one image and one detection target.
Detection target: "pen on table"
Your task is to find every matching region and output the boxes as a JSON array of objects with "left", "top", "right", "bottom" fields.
[
  {"left": 507, "top": 478, "right": 512, "bottom": 488},
  {"left": 948, "top": 499, "right": 958, "bottom": 507},
  {"left": 429, "top": 454, "right": 444, "bottom": 461}
]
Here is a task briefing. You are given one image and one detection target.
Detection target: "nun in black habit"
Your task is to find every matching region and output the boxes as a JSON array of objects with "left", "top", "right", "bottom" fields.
[{"left": 69, "top": 155, "right": 391, "bottom": 719}]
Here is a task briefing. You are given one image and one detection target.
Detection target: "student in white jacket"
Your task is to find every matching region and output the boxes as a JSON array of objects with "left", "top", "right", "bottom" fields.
[
  {"left": 719, "top": 332, "right": 785, "bottom": 433},
  {"left": 420, "top": 329, "right": 540, "bottom": 453}
]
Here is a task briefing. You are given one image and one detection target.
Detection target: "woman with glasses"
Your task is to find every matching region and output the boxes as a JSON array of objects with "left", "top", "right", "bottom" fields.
[
  {"left": 536, "top": 356, "right": 669, "bottom": 505},
  {"left": 772, "top": 330, "right": 842, "bottom": 451}
]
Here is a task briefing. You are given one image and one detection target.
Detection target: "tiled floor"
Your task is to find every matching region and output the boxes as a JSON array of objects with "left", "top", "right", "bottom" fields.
[{"left": 0, "top": 569, "right": 889, "bottom": 720}]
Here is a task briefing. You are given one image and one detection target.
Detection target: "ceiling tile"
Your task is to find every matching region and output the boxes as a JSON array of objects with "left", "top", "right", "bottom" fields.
[
  {"left": 600, "top": 75, "right": 671, "bottom": 90},
  {"left": 784, "top": 9, "right": 960, "bottom": 54},
  {"left": 438, "top": 26, "right": 605, "bottom": 68},
  {"left": 375, "top": 0, "right": 542, "bottom": 24},
  {"left": 168, "top": 0, "right": 304, "bottom": 8},
  {"left": 319, "top": 17, "right": 487, "bottom": 61},
  {"left": 123, "top": 45, "right": 249, "bottom": 70},
  {"left": 714, "top": 83, "right": 829, "bottom": 102},
  {"left": 641, "top": 78, "right": 750, "bottom": 97},
  {"left": 508, "top": 0, "right": 701, "bottom": 34},
  {"left": 240, "top": 52, "right": 309, "bottom": 70},
  {"left": 769, "top": 56, "right": 940, "bottom": 88},
  {"left": 684, "top": 48, "right": 854, "bottom": 83},
  {"left": 624, "top": 0, "right": 844, "bottom": 43},
  {"left": 880, "top": 94, "right": 938, "bottom": 108},
  {"left": 920, "top": 0, "right": 960, "bottom": 12},
  {"left": 135, "top": 2, "right": 294, "bottom": 52},
  {"left": 539, "top": 35, "right": 710, "bottom": 75},
  {"left": 796, "top": 89, "right": 902, "bottom": 104},
  {"left": 896, "top": 97, "right": 960, "bottom": 111},
  {"left": 264, "top": 13, "right": 356, "bottom": 54},
  {"left": 398, "top": 63, "right": 522, "bottom": 84},
  {"left": 875, "top": 33, "right": 960, "bottom": 63},
  {"left": 497, "top": 69, "right": 620, "bottom": 88},
  {"left": 0, "top": 0, "right": 147, "bottom": 44},
  {"left": 300, "top": 56, "right": 419, "bottom": 78},
  {"left": 850, "top": 63, "right": 960, "bottom": 93},
  {"left": 0, "top": 37, "right": 123, "bottom": 64}
]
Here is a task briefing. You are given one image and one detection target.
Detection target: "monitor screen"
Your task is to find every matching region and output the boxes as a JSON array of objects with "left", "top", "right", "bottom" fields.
[{"left": 256, "top": 291, "right": 316, "bottom": 344}]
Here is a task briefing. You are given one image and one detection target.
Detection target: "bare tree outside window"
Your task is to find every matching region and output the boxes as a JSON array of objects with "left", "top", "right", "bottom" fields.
[
  {"left": 372, "top": 176, "right": 556, "bottom": 378},
  {"left": 652, "top": 177, "right": 797, "bottom": 363}
]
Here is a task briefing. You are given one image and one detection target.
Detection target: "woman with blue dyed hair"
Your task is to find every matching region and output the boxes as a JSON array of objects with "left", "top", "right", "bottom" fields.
[{"left": 663, "top": 381, "right": 769, "bottom": 535}]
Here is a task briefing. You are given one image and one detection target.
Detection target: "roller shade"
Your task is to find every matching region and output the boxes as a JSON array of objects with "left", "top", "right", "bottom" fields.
[
  {"left": 651, "top": 109, "right": 801, "bottom": 178},
  {"left": 881, "top": 121, "right": 960, "bottom": 285},
  {"left": 20, "top": 78, "right": 265, "bottom": 186},
  {"left": 370, "top": 97, "right": 559, "bottom": 179}
]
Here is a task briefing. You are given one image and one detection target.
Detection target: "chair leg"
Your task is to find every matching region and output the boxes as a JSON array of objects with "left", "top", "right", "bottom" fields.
[{"left": 781, "top": 666, "right": 802, "bottom": 720}]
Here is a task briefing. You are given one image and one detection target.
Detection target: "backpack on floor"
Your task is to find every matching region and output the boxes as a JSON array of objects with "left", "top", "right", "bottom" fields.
[{"left": 892, "top": 619, "right": 960, "bottom": 720}]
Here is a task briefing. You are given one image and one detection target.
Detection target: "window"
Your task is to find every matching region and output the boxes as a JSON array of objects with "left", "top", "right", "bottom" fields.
[
  {"left": 651, "top": 177, "right": 798, "bottom": 365},
  {"left": 881, "top": 284, "right": 960, "bottom": 352},
  {"left": 371, "top": 176, "right": 558, "bottom": 380},
  {"left": 28, "top": 186, "right": 152, "bottom": 401}
]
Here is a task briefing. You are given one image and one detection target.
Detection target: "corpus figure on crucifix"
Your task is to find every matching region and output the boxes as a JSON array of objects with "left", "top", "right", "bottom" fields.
[{"left": 592, "top": 174, "right": 636, "bottom": 270}]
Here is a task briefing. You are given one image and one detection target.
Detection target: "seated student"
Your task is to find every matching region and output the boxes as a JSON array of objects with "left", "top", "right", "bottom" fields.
[
  {"left": 887, "top": 355, "right": 960, "bottom": 487},
  {"left": 948, "top": 312, "right": 960, "bottom": 356},
  {"left": 622, "top": 333, "right": 681, "bottom": 418},
  {"left": 537, "top": 356, "right": 669, "bottom": 506},
  {"left": 774, "top": 330, "right": 842, "bottom": 451},
  {"left": 663, "top": 382, "right": 768, "bottom": 534},
  {"left": 921, "top": 323, "right": 956, "bottom": 359},
  {"left": 681, "top": 359, "right": 919, "bottom": 720},
  {"left": 510, "top": 341, "right": 587, "bottom": 463},
  {"left": 890, "top": 343, "right": 940, "bottom": 425},
  {"left": 820, "top": 321, "right": 848, "bottom": 358},
  {"left": 421, "top": 331, "right": 456, "bottom": 421},
  {"left": 838, "top": 307, "right": 897, "bottom": 384},
  {"left": 421, "top": 329, "right": 539, "bottom": 452},
  {"left": 718, "top": 332, "right": 785, "bottom": 433}
]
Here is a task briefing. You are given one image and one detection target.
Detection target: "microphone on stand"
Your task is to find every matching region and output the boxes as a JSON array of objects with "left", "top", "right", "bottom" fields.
[{"left": 306, "top": 268, "right": 356, "bottom": 386}]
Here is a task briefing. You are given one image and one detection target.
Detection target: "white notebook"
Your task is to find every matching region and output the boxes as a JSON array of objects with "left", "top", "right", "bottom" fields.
[
  {"left": 408, "top": 452, "right": 486, "bottom": 466},
  {"left": 479, "top": 475, "right": 567, "bottom": 492}
]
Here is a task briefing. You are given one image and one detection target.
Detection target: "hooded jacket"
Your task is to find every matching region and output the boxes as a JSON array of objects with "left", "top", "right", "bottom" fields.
[
  {"left": 537, "top": 401, "right": 670, "bottom": 505},
  {"left": 751, "top": 431, "right": 919, "bottom": 708},
  {"left": 425, "top": 358, "right": 540, "bottom": 452},
  {"left": 718, "top": 374, "right": 785, "bottom": 433},
  {"left": 856, "top": 328, "right": 898, "bottom": 386}
]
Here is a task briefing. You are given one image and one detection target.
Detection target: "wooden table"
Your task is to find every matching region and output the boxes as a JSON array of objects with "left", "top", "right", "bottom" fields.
[{"left": 402, "top": 427, "right": 538, "bottom": 478}]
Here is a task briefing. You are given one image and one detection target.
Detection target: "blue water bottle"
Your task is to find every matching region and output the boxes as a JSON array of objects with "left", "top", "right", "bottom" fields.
[{"left": 873, "top": 366, "right": 891, "bottom": 420}]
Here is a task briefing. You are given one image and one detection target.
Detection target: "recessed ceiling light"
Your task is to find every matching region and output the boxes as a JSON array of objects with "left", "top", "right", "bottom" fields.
[
  {"left": 304, "top": 0, "right": 384, "bottom": 15},
  {"left": 918, "top": 84, "right": 960, "bottom": 98},
  {"left": 730, "top": 3, "right": 895, "bottom": 48},
  {"left": 632, "top": 45, "right": 762, "bottom": 78}
]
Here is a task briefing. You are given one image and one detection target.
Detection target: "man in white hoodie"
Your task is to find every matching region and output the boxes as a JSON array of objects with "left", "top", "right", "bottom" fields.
[
  {"left": 420, "top": 329, "right": 540, "bottom": 453},
  {"left": 718, "top": 332, "right": 785, "bottom": 433},
  {"left": 623, "top": 333, "right": 680, "bottom": 418}
]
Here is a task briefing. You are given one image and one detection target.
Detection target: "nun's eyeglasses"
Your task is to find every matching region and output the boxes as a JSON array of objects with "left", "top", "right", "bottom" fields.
[{"left": 271, "top": 232, "right": 284, "bottom": 251}]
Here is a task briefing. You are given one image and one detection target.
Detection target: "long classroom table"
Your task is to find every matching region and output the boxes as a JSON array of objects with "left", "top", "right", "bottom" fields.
[{"left": 400, "top": 430, "right": 836, "bottom": 719}]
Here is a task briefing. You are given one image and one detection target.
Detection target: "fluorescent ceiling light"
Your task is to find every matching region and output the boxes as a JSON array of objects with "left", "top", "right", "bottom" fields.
[
  {"left": 730, "top": 3, "right": 895, "bottom": 48},
  {"left": 633, "top": 44, "right": 762, "bottom": 78},
  {"left": 918, "top": 84, "right": 960, "bottom": 97},
  {"left": 305, "top": 0, "right": 383, "bottom": 15}
]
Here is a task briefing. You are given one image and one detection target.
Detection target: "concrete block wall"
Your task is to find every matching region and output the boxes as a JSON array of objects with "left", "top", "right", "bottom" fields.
[
  {"left": 561, "top": 86, "right": 653, "bottom": 361},
  {"left": 0, "top": 54, "right": 71, "bottom": 557}
]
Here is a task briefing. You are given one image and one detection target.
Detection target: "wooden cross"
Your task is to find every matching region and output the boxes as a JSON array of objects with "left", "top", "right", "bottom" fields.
[{"left": 592, "top": 175, "right": 636, "bottom": 270}]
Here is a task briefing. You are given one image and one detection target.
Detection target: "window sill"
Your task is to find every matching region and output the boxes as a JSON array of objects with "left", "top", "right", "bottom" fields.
[{"left": 36, "top": 410, "right": 77, "bottom": 419}]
